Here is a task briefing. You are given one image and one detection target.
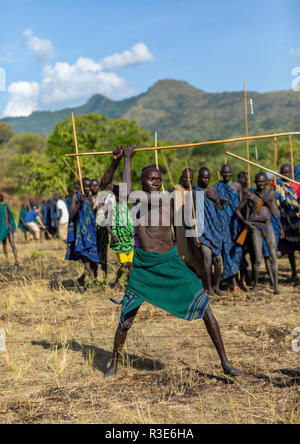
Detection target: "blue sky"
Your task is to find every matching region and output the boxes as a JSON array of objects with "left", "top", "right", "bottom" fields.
[{"left": 0, "top": 0, "right": 299, "bottom": 117}]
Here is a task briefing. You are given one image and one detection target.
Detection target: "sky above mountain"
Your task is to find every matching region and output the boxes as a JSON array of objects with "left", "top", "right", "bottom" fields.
[{"left": 0, "top": 0, "right": 299, "bottom": 118}]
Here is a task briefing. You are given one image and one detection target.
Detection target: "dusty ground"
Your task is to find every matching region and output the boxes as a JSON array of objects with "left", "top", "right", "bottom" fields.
[{"left": 0, "top": 233, "right": 299, "bottom": 424}]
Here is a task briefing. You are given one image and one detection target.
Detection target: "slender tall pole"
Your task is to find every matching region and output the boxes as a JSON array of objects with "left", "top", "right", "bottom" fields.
[
  {"left": 185, "top": 159, "right": 198, "bottom": 239},
  {"left": 225, "top": 151, "right": 300, "bottom": 186},
  {"left": 64, "top": 131, "right": 300, "bottom": 158},
  {"left": 161, "top": 151, "right": 175, "bottom": 187},
  {"left": 63, "top": 157, "right": 80, "bottom": 181},
  {"left": 71, "top": 113, "right": 84, "bottom": 194},
  {"left": 244, "top": 80, "right": 251, "bottom": 187},
  {"left": 289, "top": 134, "right": 295, "bottom": 179},
  {"left": 274, "top": 135, "right": 278, "bottom": 185},
  {"left": 154, "top": 131, "right": 159, "bottom": 170}
]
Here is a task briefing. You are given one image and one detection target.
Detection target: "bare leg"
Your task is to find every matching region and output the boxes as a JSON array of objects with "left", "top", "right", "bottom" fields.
[
  {"left": 252, "top": 230, "right": 263, "bottom": 293},
  {"left": 105, "top": 306, "right": 140, "bottom": 377},
  {"left": 264, "top": 257, "right": 274, "bottom": 286},
  {"left": 2, "top": 238, "right": 8, "bottom": 264},
  {"left": 213, "top": 255, "right": 223, "bottom": 296},
  {"left": 288, "top": 252, "right": 298, "bottom": 281},
  {"left": 8, "top": 232, "right": 19, "bottom": 266},
  {"left": 202, "top": 305, "right": 242, "bottom": 376},
  {"left": 110, "top": 265, "right": 124, "bottom": 288},
  {"left": 200, "top": 245, "right": 214, "bottom": 296},
  {"left": 263, "top": 227, "right": 279, "bottom": 294}
]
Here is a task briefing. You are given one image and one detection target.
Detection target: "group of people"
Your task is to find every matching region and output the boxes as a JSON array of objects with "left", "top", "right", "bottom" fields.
[
  {"left": 62, "top": 144, "right": 299, "bottom": 378},
  {"left": 0, "top": 143, "right": 299, "bottom": 379},
  {"left": 18, "top": 194, "right": 70, "bottom": 242}
]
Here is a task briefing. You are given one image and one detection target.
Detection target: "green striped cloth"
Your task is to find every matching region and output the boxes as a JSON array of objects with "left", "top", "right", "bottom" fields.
[
  {"left": 110, "top": 200, "right": 135, "bottom": 254},
  {"left": 111, "top": 246, "right": 210, "bottom": 324}
]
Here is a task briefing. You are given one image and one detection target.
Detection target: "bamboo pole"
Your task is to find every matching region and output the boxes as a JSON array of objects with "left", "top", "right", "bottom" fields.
[
  {"left": 63, "top": 157, "right": 80, "bottom": 181},
  {"left": 244, "top": 80, "right": 251, "bottom": 186},
  {"left": 161, "top": 151, "right": 175, "bottom": 187},
  {"left": 64, "top": 131, "right": 300, "bottom": 158},
  {"left": 289, "top": 134, "right": 295, "bottom": 180},
  {"left": 154, "top": 131, "right": 159, "bottom": 170},
  {"left": 71, "top": 112, "right": 84, "bottom": 194},
  {"left": 225, "top": 151, "right": 300, "bottom": 186},
  {"left": 185, "top": 160, "right": 198, "bottom": 239},
  {"left": 274, "top": 135, "right": 278, "bottom": 185}
]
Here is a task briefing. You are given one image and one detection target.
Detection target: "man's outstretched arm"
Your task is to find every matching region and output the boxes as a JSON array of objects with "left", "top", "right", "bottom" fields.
[{"left": 100, "top": 145, "right": 124, "bottom": 192}]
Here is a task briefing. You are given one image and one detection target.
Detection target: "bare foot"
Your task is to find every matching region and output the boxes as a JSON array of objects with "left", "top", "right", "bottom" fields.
[
  {"left": 215, "top": 288, "right": 223, "bottom": 296},
  {"left": 274, "top": 288, "right": 281, "bottom": 295},
  {"left": 222, "top": 362, "right": 242, "bottom": 377}
]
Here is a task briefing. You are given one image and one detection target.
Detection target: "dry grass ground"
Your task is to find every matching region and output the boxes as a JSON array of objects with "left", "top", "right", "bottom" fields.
[{"left": 0, "top": 233, "right": 299, "bottom": 424}]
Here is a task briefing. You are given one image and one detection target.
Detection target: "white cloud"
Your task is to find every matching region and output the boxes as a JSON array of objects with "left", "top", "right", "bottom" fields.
[
  {"left": 3, "top": 81, "right": 39, "bottom": 117},
  {"left": 40, "top": 57, "right": 135, "bottom": 105},
  {"left": 23, "top": 28, "right": 54, "bottom": 64},
  {"left": 290, "top": 48, "right": 300, "bottom": 58},
  {"left": 101, "top": 42, "right": 155, "bottom": 71},
  {"left": 3, "top": 40, "right": 155, "bottom": 117}
]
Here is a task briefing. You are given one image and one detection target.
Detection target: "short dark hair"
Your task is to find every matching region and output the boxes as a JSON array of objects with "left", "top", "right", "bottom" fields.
[
  {"left": 255, "top": 172, "right": 267, "bottom": 182},
  {"left": 199, "top": 167, "right": 210, "bottom": 176}
]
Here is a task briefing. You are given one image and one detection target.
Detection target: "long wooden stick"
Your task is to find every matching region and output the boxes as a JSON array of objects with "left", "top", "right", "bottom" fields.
[
  {"left": 63, "top": 157, "right": 80, "bottom": 181},
  {"left": 225, "top": 151, "right": 300, "bottom": 186},
  {"left": 274, "top": 135, "right": 278, "bottom": 185},
  {"left": 244, "top": 80, "right": 251, "bottom": 187},
  {"left": 289, "top": 134, "right": 295, "bottom": 180},
  {"left": 185, "top": 160, "right": 198, "bottom": 238},
  {"left": 64, "top": 131, "right": 300, "bottom": 158},
  {"left": 154, "top": 131, "right": 159, "bottom": 170},
  {"left": 71, "top": 112, "right": 84, "bottom": 194},
  {"left": 161, "top": 151, "right": 175, "bottom": 187}
]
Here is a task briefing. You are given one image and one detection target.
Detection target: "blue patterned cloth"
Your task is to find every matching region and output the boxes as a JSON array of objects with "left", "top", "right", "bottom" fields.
[
  {"left": 214, "top": 181, "right": 245, "bottom": 279},
  {"left": 65, "top": 192, "right": 100, "bottom": 264},
  {"left": 275, "top": 179, "right": 300, "bottom": 250},
  {"left": 294, "top": 164, "right": 300, "bottom": 181},
  {"left": 248, "top": 188, "right": 280, "bottom": 258},
  {"left": 193, "top": 185, "right": 222, "bottom": 256}
]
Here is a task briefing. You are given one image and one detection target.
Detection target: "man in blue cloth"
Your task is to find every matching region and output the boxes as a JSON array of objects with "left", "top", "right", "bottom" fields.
[
  {"left": 104, "top": 145, "right": 241, "bottom": 379},
  {"left": 66, "top": 177, "right": 100, "bottom": 289},
  {"left": 214, "top": 164, "right": 245, "bottom": 293},
  {"left": 275, "top": 164, "right": 300, "bottom": 281},
  {"left": 0, "top": 194, "right": 19, "bottom": 266},
  {"left": 192, "top": 167, "right": 223, "bottom": 296}
]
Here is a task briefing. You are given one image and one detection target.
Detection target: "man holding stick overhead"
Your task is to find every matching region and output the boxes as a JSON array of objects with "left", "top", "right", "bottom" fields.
[{"left": 105, "top": 144, "right": 241, "bottom": 378}]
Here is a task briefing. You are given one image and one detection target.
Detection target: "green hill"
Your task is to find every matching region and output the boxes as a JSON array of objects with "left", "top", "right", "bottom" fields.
[{"left": 2, "top": 79, "right": 300, "bottom": 141}]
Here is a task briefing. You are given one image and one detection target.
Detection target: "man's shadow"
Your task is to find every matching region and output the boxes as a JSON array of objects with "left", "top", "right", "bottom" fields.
[{"left": 31, "top": 340, "right": 165, "bottom": 375}]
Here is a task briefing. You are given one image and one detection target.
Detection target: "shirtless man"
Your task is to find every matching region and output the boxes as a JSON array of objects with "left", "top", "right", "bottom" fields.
[
  {"left": 105, "top": 145, "right": 241, "bottom": 378},
  {"left": 236, "top": 173, "right": 280, "bottom": 294},
  {"left": 193, "top": 167, "right": 223, "bottom": 296}
]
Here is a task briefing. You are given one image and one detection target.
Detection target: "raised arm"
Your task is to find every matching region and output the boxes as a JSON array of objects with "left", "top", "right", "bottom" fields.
[
  {"left": 99, "top": 145, "right": 124, "bottom": 192},
  {"left": 122, "top": 144, "right": 135, "bottom": 196}
]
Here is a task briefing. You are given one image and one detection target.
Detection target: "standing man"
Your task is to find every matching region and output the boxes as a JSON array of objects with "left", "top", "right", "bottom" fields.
[
  {"left": 236, "top": 173, "right": 280, "bottom": 294},
  {"left": 173, "top": 168, "right": 203, "bottom": 277},
  {"left": 275, "top": 164, "right": 300, "bottom": 281},
  {"left": 214, "top": 164, "right": 245, "bottom": 293},
  {"left": 105, "top": 145, "right": 241, "bottom": 379},
  {"left": 99, "top": 150, "right": 135, "bottom": 288},
  {"left": 0, "top": 194, "right": 19, "bottom": 266},
  {"left": 18, "top": 204, "right": 29, "bottom": 241},
  {"left": 55, "top": 194, "right": 69, "bottom": 242},
  {"left": 193, "top": 167, "right": 223, "bottom": 296},
  {"left": 66, "top": 178, "right": 100, "bottom": 288}
]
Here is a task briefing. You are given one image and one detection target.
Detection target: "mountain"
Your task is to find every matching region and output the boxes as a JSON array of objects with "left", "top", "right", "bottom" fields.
[{"left": 2, "top": 79, "right": 300, "bottom": 141}]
